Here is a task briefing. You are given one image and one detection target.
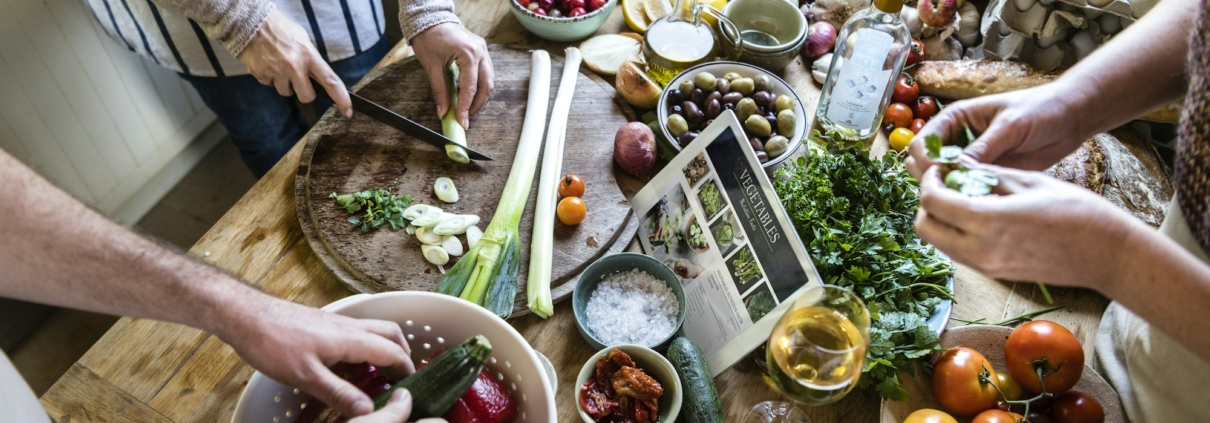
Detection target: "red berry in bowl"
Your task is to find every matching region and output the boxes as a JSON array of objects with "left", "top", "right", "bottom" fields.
[
  {"left": 549, "top": 7, "right": 563, "bottom": 17},
  {"left": 539, "top": 0, "right": 554, "bottom": 10},
  {"left": 532, "top": 6, "right": 546, "bottom": 14},
  {"left": 589, "top": 0, "right": 607, "bottom": 10},
  {"left": 570, "top": 6, "right": 587, "bottom": 15},
  {"left": 568, "top": 0, "right": 586, "bottom": 11},
  {"left": 518, "top": 0, "right": 531, "bottom": 7}
]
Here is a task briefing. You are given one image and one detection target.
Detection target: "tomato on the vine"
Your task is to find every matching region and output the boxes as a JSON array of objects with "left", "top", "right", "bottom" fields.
[
  {"left": 913, "top": 96, "right": 941, "bottom": 121},
  {"left": 996, "top": 372, "right": 1023, "bottom": 401},
  {"left": 893, "top": 75, "right": 920, "bottom": 104},
  {"left": 932, "top": 347, "right": 1002, "bottom": 417},
  {"left": 1005, "top": 321, "right": 1085, "bottom": 394},
  {"left": 906, "top": 39, "right": 925, "bottom": 67},
  {"left": 973, "top": 409, "right": 1026, "bottom": 423},
  {"left": 885, "top": 103, "right": 913, "bottom": 129},
  {"left": 904, "top": 408, "right": 958, "bottom": 423},
  {"left": 1050, "top": 391, "right": 1104, "bottom": 423},
  {"left": 909, "top": 118, "right": 926, "bottom": 134}
]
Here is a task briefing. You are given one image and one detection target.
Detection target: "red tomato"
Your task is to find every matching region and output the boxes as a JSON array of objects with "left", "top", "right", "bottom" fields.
[
  {"left": 1005, "top": 321, "right": 1084, "bottom": 394},
  {"left": 912, "top": 96, "right": 941, "bottom": 121},
  {"left": 932, "top": 347, "right": 1001, "bottom": 417},
  {"left": 885, "top": 103, "right": 913, "bottom": 130},
  {"left": 904, "top": 408, "right": 959, "bottom": 423},
  {"left": 906, "top": 39, "right": 925, "bottom": 67},
  {"left": 972, "top": 409, "right": 1026, "bottom": 423},
  {"left": 1050, "top": 391, "right": 1104, "bottom": 423},
  {"left": 909, "top": 118, "right": 926, "bottom": 134},
  {"left": 893, "top": 75, "right": 920, "bottom": 104}
]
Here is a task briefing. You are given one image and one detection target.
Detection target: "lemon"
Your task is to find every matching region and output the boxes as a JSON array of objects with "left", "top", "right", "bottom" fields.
[
  {"left": 622, "top": 0, "right": 651, "bottom": 33},
  {"left": 701, "top": 0, "right": 728, "bottom": 27},
  {"left": 644, "top": 0, "right": 673, "bottom": 23}
]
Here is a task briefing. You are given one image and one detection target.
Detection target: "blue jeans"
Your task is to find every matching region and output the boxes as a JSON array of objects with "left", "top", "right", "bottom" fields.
[{"left": 181, "top": 38, "right": 388, "bottom": 178}]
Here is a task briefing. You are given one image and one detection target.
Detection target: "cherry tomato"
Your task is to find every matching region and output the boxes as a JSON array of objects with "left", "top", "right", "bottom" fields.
[
  {"left": 972, "top": 409, "right": 1026, "bottom": 423},
  {"left": 885, "top": 103, "right": 913, "bottom": 130},
  {"left": 558, "top": 174, "right": 585, "bottom": 198},
  {"left": 889, "top": 127, "right": 914, "bottom": 153},
  {"left": 1005, "top": 321, "right": 1084, "bottom": 394},
  {"left": 996, "top": 372, "right": 1023, "bottom": 401},
  {"left": 1028, "top": 410, "right": 1055, "bottom": 423},
  {"left": 906, "top": 39, "right": 926, "bottom": 67},
  {"left": 557, "top": 196, "right": 586, "bottom": 225},
  {"left": 893, "top": 75, "right": 920, "bottom": 104},
  {"left": 910, "top": 118, "right": 926, "bottom": 134},
  {"left": 932, "top": 347, "right": 1001, "bottom": 417},
  {"left": 904, "top": 408, "right": 958, "bottom": 423},
  {"left": 1050, "top": 391, "right": 1104, "bottom": 423},
  {"left": 912, "top": 96, "right": 941, "bottom": 121}
]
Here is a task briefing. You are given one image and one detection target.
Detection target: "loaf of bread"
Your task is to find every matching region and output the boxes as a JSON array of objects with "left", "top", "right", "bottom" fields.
[
  {"left": 908, "top": 61, "right": 1181, "bottom": 124},
  {"left": 1044, "top": 139, "right": 1107, "bottom": 195},
  {"left": 1098, "top": 128, "right": 1173, "bottom": 227}
]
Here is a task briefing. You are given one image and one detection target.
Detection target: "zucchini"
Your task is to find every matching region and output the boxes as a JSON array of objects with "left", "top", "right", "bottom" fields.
[
  {"left": 365, "top": 335, "right": 492, "bottom": 419},
  {"left": 667, "top": 337, "right": 724, "bottom": 423}
]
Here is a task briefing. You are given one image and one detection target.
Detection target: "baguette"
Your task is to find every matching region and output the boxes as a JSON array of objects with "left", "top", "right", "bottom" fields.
[{"left": 908, "top": 60, "right": 1182, "bottom": 124}]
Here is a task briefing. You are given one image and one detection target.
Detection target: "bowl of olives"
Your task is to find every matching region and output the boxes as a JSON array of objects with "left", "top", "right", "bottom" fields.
[{"left": 656, "top": 62, "right": 806, "bottom": 168}]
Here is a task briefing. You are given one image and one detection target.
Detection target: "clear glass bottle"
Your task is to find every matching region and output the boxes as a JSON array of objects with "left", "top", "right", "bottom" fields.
[
  {"left": 642, "top": 0, "right": 740, "bottom": 85},
  {"left": 814, "top": 0, "right": 911, "bottom": 141}
]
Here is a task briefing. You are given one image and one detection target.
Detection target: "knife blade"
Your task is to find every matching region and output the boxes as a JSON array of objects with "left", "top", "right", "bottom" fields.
[{"left": 313, "top": 81, "right": 492, "bottom": 161}]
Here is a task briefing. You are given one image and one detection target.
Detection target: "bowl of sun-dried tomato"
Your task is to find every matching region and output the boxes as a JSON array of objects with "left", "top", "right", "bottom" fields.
[{"left": 575, "top": 345, "right": 682, "bottom": 423}]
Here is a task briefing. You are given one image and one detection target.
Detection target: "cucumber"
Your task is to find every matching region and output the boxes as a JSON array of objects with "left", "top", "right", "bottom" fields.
[
  {"left": 367, "top": 335, "right": 492, "bottom": 419},
  {"left": 667, "top": 337, "right": 724, "bottom": 423}
]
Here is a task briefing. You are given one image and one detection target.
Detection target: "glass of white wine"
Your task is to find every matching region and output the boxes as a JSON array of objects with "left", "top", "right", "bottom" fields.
[{"left": 744, "top": 285, "right": 871, "bottom": 422}]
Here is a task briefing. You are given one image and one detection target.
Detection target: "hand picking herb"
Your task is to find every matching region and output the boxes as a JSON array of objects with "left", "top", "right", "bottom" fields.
[
  {"left": 773, "top": 131, "right": 954, "bottom": 400},
  {"left": 330, "top": 189, "right": 413, "bottom": 233},
  {"left": 924, "top": 131, "right": 999, "bottom": 197}
]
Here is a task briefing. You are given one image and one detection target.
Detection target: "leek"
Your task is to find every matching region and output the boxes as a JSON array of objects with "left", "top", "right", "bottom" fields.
[
  {"left": 441, "top": 63, "right": 471, "bottom": 163},
  {"left": 527, "top": 47, "right": 582, "bottom": 319},
  {"left": 435, "top": 51, "right": 553, "bottom": 319},
  {"left": 434, "top": 177, "right": 459, "bottom": 203}
]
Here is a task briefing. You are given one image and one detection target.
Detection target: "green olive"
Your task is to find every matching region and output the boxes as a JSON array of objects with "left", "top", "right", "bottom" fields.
[
  {"left": 754, "top": 74, "right": 772, "bottom": 92},
  {"left": 777, "top": 109, "right": 796, "bottom": 136},
  {"left": 723, "top": 72, "right": 743, "bottom": 81},
  {"left": 736, "top": 98, "right": 758, "bottom": 122},
  {"left": 775, "top": 95, "right": 795, "bottom": 113},
  {"left": 667, "top": 114, "right": 690, "bottom": 137},
  {"left": 679, "top": 79, "right": 695, "bottom": 94},
  {"left": 745, "top": 115, "right": 772, "bottom": 137},
  {"left": 731, "top": 78, "right": 755, "bottom": 95},
  {"left": 765, "top": 135, "right": 789, "bottom": 157},
  {"left": 693, "top": 72, "right": 718, "bottom": 91}
]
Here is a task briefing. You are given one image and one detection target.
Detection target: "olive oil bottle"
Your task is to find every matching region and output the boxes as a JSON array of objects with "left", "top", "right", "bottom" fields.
[
  {"left": 642, "top": 0, "right": 718, "bottom": 85},
  {"left": 815, "top": 0, "right": 911, "bottom": 141}
]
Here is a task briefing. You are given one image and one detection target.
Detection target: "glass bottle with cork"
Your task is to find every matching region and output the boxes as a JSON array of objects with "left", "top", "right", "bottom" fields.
[{"left": 814, "top": 0, "right": 911, "bottom": 141}]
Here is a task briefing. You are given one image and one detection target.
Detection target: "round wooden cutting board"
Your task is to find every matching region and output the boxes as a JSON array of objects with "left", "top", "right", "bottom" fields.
[{"left": 297, "top": 46, "right": 638, "bottom": 317}]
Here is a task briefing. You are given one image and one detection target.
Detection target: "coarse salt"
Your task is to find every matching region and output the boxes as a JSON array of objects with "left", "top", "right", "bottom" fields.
[{"left": 584, "top": 269, "right": 679, "bottom": 347}]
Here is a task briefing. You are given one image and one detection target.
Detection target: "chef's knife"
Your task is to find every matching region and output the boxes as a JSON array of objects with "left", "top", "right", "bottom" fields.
[{"left": 314, "top": 82, "right": 492, "bottom": 161}]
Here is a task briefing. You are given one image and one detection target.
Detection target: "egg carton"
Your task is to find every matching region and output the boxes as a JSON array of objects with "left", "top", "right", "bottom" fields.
[
  {"left": 982, "top": 18, "right": 1075, "bottom": 70},
  {"left": 977, "top": 0, "right": 1148, "bottom": 70}
]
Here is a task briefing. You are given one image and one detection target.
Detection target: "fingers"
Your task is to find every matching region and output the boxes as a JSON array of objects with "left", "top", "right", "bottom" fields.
[
  {"left": 469, "top": 56, "right": 494, "bottom": 116},
  {"left": 425, "top": 59, "right": 451, "bottom": 118},
  {"left": 455, "top": 55, "right": 480, "bottom": 129},
  {"left": 347, "top": 389, "right": 413, "bottom": 423},
  {"left": 961, "top": 115, "right": 1020, "bottom": 165},
  {"left": 918, "top": 166, "right": 980, "bottom": 232},
  {"left": 304, "top": 360, "right": 375, "bottom": 417},
  {"left": 357, "top": 320, "right": 416, "bottom": 377},
  {"left": 339, "top": 329, "right": 415, "bottom": 377},
  {"left": 914, "top": 207, "right": 969, "bottom": 257},
  {"left": 310, "top": 58, "right": 352, "bottom": 118}
]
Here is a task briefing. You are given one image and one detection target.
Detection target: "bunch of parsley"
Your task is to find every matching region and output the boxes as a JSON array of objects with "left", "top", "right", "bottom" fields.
[
  {"left": 330, "top": 189, "right": 413, "bottom": 233},
  {"left": 772, "top": 137, "right": 954, "bottom": 401}
]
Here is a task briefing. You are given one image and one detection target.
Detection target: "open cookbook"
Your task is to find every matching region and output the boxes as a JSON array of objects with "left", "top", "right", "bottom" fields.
[{"left": 630, "top": 110, "right": 824, "bottom": 374}]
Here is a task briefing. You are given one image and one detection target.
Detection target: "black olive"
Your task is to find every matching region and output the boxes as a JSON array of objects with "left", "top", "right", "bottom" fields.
[
  {"left": 667, "top": 89, "right": 683, "bottom": 106},
  {"left": 670, "top": 104, "right": 683, "bottom": 115},
  {"left": 691, "top": 88, "right": 706, "bottom": 105},
  {"left": 756, "top": 151, "right": 769, "bottom": 163},
  {"left": 716, "top": 78, "right": 730, "bottom": 95},
  {"left": 705, "top": 99, "right": 722, "bottom": 119},
  {"left": 706, "top": 91, "right": 722, "bottom": 105},
  {"left": 723, "top": 102, "right": 736, "bottom": 111},
  {"left": 682, "top": 101, "right": 704, "bottom": 127},
  {"left": 749, "top": 137, "right": 765, "bottom": 152},
  {"left": 679, "top": 131, "right": 700, "bottom": 147}
]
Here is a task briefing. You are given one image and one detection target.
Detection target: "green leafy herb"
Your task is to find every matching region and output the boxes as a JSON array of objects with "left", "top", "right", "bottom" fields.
[
  {"left": 329, "top": 189, "right": 413, "bottom": 233},
  {"left": 772, "top": 133, "right": 954, "bottom": 400},
  {"left": 925, "top": 133, "right": 1000, "bottom": 197},
  {"left": 733, "top": 247, "right": 761, "bottom": 283}
]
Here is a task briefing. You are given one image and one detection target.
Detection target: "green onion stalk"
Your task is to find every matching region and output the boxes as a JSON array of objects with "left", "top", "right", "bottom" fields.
[
  {"left": 435, "top": 51, "right": 552, "bottom": 319},
  {"left": 441, "top": 63, "right": 470, "bottom": 164}
]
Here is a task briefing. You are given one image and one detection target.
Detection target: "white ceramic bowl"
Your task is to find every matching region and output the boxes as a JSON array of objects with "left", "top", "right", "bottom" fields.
[
  {"left": 575, "top": 344, "right": 683, "bottom": 423},
  {"left": 509, "top": 0, "right": 618, "bottom": 42},
  {"left": 231, "top": 292, "right": 556, "bottom": 423},
  {"left": 656, "top": 62, "right": 808, "bottom": 168}
]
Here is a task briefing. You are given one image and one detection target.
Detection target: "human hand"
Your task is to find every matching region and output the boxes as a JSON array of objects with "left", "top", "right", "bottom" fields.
[
  {"left": 905, "top": 87, "right": 1089, "bottom": 178},
  {"left": 411, "top": 22, "right": 493, "bottom": 128},
  {"left": 345, "top": 389, "right": 449, "bottom": 423},
  {"left": 217, "top": 300, "right": 414, "bottom": 417},
  {"left": 238, "top": 9, "right": 352, "bottom": 117},
  {"left": 913, "top": 164, "right": 1146, "bottom": 291}
]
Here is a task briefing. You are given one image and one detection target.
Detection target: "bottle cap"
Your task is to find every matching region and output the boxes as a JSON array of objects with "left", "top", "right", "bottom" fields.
[{"left": 874, "top": 0, "right": 903, "bottom": 13}]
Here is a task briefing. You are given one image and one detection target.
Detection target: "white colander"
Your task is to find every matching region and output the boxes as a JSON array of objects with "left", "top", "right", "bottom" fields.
[{"left": 231, "top": 291, "right": 557, "bottom": 423}]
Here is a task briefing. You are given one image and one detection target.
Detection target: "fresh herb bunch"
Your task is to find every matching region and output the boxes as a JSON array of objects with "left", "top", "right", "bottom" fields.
[
  {"left": 733, "top": 247, "right": 762, "bottom": 283},
  {"left": 700, "top": 181, "right": 723, "bottom": 216},
  {"left": 772, "top": 133, "right": 954, "bottom": 400},
  {"left": 330, "top": 189, "right": 414, "bottom": 233}
]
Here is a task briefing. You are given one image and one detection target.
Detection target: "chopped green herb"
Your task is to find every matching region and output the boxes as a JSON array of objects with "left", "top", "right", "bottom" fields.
[
  {"left": 925, "top": 132, "right": 999, "bottom": 197},
  {"left": 329, "top": 189, "right": 413, "bottom": 233}
]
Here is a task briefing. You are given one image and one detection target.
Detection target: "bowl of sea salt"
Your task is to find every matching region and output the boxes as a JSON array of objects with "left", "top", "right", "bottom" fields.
[{"left": 573, "top": 252, "right": 686, "bottom": 351}]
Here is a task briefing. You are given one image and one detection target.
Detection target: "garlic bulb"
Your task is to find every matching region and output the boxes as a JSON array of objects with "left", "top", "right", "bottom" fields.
[
  {"left": 810, "top": 0, "right": 871, "bottom": 30},
  {"left": 955, "top": 2, "right": 981, "bottom": 46},
  {"left": 901, "top": 6, "right": 923, "bottom": 38},
  {"left": 812, "top": 53, "right": 834, "bottom": 85},
  {"left": 923, "top": 35, "right": 963, "bottom": 61}
]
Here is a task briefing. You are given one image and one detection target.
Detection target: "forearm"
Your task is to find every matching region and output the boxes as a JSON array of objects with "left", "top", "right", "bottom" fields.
[
  {"left": 1058, "top": 0, "right": 1195, "bottom": 138},
  {"left": 398, "top": 0, "right": 461, "bottom": 41},
  {"left": 1107, "top": 222, "right": 1210, "bottom": 363},
  {"left": 0, "top": 151, "right": 263, "bottom": 338},
  {"left": 148, "top": 0, "right": 275, "bottom": 57}
]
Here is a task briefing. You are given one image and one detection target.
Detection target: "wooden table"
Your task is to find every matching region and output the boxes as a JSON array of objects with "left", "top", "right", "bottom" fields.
[{"left": 39, "top": 3, "right": 1114, "bottom": 422}]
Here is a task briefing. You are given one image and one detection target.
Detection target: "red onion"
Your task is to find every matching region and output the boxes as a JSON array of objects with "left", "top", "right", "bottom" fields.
[
  {"left": 613, "top": 122, "right": 657, "bottom": 176},
  {"left": 802, "top": 22, "right": 837, "bottom": 61}
]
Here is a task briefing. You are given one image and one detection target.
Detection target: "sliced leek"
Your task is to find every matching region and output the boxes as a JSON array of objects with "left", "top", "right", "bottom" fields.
[
  {"left": 410, "top": 208, "right": 445, "bottom": 227},
  {"left": 442, "top": 236, "right": 464, "bottom": 256},
  {"left": 415, "top": 226, "right": 444, "bottom": 245},
  {"left": 466, "top": 226, "right": 483, "bottom": 248},
  {"left": 435, "top": 51, "right": 553, "bottom": 319},
  {"left": 526, "top": 47, "right": 582, "bottom": 319},
  {"left": 403, "top": 204, "right": 436, "bottom": 220},
  {"left": 441, "top": 63, "right": 471, "bottom": 164},
  {"left": 434, "top": 214, "right": 481, "bottom": 235},
  {"left": 422, "top": 245, "right": 450, "bottom": 266},
  {"left": 434, "top": 177, "right": 459, "bottom": 203}
]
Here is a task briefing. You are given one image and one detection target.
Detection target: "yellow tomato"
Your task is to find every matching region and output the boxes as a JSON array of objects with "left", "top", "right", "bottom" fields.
[
  {"left": 557, "top": 197, "right": 587, "bottom": 225},
  {"left": 904, "top": 408, "right": 959, "bottom": 423},
  {"left": 889, "top": 127, "right": 915, "bottom": 152},
  {"left": 995, "top": 372, "right": 1023, "bottom": 401}
]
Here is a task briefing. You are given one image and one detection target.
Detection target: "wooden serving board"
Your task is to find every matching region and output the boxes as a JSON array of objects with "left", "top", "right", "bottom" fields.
[{"left": 297, "top": 45, "right": 639, "bottom": 316}]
